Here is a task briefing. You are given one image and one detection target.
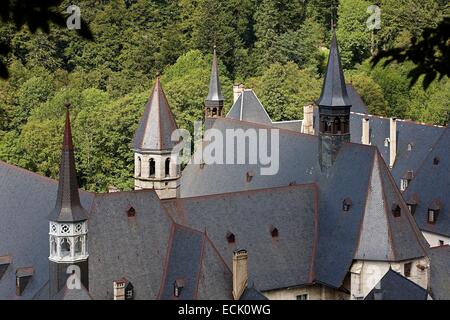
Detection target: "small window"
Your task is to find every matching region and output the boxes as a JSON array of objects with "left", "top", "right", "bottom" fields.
[
  {"left": 125, "top": 282, "right": 134, "bottom": 300},
  {"left": 270, "top": 226, "right": 279, "bottom": 238},
  {"left": 439, "top": 240, "right": 444, "bottom": 246},
  {"left": 433, "top": 157, "right": 440, "bottom": 165},
  {"left": 404, "top": 262, "right": 412, "bottom": 277},
  {"left": 246, "top": 171, "right": 254, "bottom": 183},
  {"left": 400, "top": 179, "right": 408, "bottom": 192},
  {"left": 296, "top": 294, "right": 308, "bottom": 300},
  {"left": 391, "top": 204, "right": 401, "bottom": 217},
  {"left": 127, "top": 207, "right": 136, "bottom": 218},
  {"left": 384, "top": 138, "right": 390, "bottom": 147},
  {"left": 407, "top": 204, "right": 417, "bottom": 215},
  {"left": 212, "top": 108, "right": 217, "bottom": 117},
  {"left": 165, "top": 158, "right": 170, "bottom": 177},
  {"left": 428, "top": 209, "right": 438, "bottom": 224},
  {"left": 343, "top": 198, "right": 352, "bottom": 211},
  {"left": 149, "top": 158, "right": 155, "bottom": 177},
  {"left": 61, "top": 238, "right": 71, "bottom": 257},
  {"left": 226, "top": 232, "right": 235, "bottom": 244},
  {"left": 137, "top": 156, "right": 142, "bottom": 177},
  {"left": 74, "top": 237, "right": 82, "bottom": 255},
  {"left": 174, "top": 279, "right": 184, "bottom": 298},
  {"left": 407, "top": 143, "right": 413, "bottom": 151}
]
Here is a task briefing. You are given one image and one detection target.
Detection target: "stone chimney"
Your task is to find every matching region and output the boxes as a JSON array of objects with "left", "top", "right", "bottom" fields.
[
  {"left": 113, "top": 279, "right": 126, "bottom": 300},
  {"left": 361, "top": 117, "right": 370, "bottom": 145},
  {"left": 302, "top": 104, "right": 315, "bottom": 135},
  {"left": 232, "top": 249, "right": 248, "bottom": 300},
  {"left": 389, "top": 117, "right": 397, "bottom": 168},
  {"left": 233, "top": 84, "right": 245, "bottom": 104}
]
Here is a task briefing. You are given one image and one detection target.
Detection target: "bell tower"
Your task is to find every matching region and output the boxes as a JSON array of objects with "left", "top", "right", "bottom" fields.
[
  {"left": 48, "top": 104, "right": 89, "bottom": 298},
  {"left": 131, "top": 76, "right": 180, "bottom": 199},
  {"left": 204, "top": 46, "right": 224, "bottom": 118},
  {"left": 316, "top": 29, "right": 352, "bottom": 170}
]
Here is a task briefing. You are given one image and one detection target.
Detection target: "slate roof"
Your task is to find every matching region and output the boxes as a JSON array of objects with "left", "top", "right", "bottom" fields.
[
  {"left": 131, "top": 77, "right": 178, "bottom": 152},
  {"left": 403, "top": 128, "right": 450, "bottom": 237},
  {"left": 48, "top": 109, "right": 89, "bottom": 222},
  {"left": 311, "top": 108, "right": 446, "bottom": 189},
  {"left": 206, "top": 47, "right": 224, "bottom": 103},
  {"left": 0, "top": 160, "right": 94, "bottom": 300},
  {"left": 240, "top": 285, "right": 268, "bottom": 300},
  {"left": 364, "top": 269, "right": 428, "bottom": 300},
  {"left": 346, "top": 84, "right": 368, "bottom": 114},
  {"left": 316, "top": 30, "right": 351, "bottom": 108},
  {"left": 87, "top": 190, "right": 172, "bottom": 300},
  {"left": 226, "top": 89, "right": 272, "bottom": 125},
  {"left": 272, "top": 120, "right": 303, "bottom": 132},
  {"left": 179, "top": 117, "right": 427, "bottom": 289},
  {"left": 164, "top": 184, "right": 318, "bottom": 291},
  {"left": 428, "top": 245, "right": 450, "bottom": 300}
]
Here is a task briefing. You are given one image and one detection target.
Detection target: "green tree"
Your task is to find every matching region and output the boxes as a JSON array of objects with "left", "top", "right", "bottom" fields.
[
  {"left": 247, "top": 62, "right": 321, "bottom": 121},
  {"left": 346, "top": 72, "right": 387, "bottom": 116}
]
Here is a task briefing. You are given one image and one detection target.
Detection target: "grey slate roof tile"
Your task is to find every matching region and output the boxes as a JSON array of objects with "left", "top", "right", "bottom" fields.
[
  {"left": 131, "top": 77, "right": 178, "bottom": 151},
  {"left": 226, "top": 90, "right": 272, "bottom": 125},
  {"left": 428, "top": 245, "right": 450, "bottom": 300},
  {"left": 364, "top": 269, "right": 428, "bottom": 300},
  {"left": 404, "top": 128, "right": 450, "bottom": 237}
]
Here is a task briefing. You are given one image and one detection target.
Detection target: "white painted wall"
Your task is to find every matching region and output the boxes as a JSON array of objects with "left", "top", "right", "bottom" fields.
[
  {"left": 422, "top": 231, "right": 450, "bottom": 248},
  {"left": 350, "top": 258, "right": 429, "bottom": 300}
]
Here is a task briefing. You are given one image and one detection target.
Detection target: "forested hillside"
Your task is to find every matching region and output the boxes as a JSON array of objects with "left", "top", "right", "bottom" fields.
[{"left": 0, "top": 0, "right": 448, "bottom": 191}]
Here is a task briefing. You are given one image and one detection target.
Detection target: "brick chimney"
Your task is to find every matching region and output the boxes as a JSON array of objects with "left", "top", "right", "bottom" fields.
[
  {"left": 389, "top": 117, "right": 397, "bottom": 168},
  {"left": 232, "top": 249, "right": 248, "bottom": 300},
  {"left": 361, "top": 117, "right": 370, "bottom": 145},
  {"left": 302, "top": 105, "right": 315, "bottom": 135},
  {"left": 233, "top": 84, "right": 245, "bottom": 104}
]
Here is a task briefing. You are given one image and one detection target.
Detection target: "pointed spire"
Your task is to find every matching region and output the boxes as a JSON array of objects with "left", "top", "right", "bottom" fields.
[
  {"left": 49, "top": 104, "right": 88, "bottom": 222},
  {"left": 131, "top": 75, "right": 178, "bottom": 151},
  {"left": 316, "top": 29, "right": 351, "bottom": 108},
  {"left": 206, "top": 46, "right": 224, "bottom": 103}
]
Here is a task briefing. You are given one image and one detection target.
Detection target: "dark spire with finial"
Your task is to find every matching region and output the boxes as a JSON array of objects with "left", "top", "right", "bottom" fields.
[
  {"left": 206, "top": 46, "right": 224, "bottom": 103},
  {"left": 316, "top": 28, "right": 351, "bottom": 108},
  {"left": 48, "top": 103, "right": 88, "bottom": 222}
]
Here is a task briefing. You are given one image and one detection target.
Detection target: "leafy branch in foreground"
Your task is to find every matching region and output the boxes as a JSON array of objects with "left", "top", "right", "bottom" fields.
[{"left": 371, "top": 17, "right": 449, "bottom": 90}]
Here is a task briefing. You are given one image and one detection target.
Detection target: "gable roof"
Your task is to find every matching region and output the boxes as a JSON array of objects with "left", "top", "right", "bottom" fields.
[
  {"left": 163, "top": 184, "right": 318, "bottom": 291},
  {"left": 428, "top": 245, "right": 450, "bottom": 300},
  {"left": 404, "top": 128, "right": 450, "bottom": 237},
  {"left": 364, "top": 269, "right": 428, "bottom": 300},
  {"left": 346, "top": 84, "right": 368, "bottom": 114},
  {"left": 226, "top": 90, "right": 272, "bottom": 125},
  {"left": 131, "top": 77, "right": 178, "bottom": 152}
]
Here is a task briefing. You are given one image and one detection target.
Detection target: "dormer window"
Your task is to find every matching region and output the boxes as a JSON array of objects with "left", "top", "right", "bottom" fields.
[
  {"left": 433, "top": 157, "right": 440, "bottom": 165},
  {"left": 428, "top": 199, "right": 441, "bottom": 224},
  {"left": 391, "top": 203, "right": 401, "bottom": 217},
  {"left": 270, "top": 226, "right": 279, "bottom": 238},
  {"left": 246, "top": 171, "right": 254, "bottom": 183},
  {"left": 127, "top": 207, "right": 136, "bottom": 218},
  {"left": 343, "top": 198, "right": 352, "bottom": 211},
  {"left": 407, "top": 143, "right": 413, "bottom": 151},
  {"left": 428, "top": 209, "right": 438, "bottom": 224},
  {"left": 0, "top": 255, "right": 12, "bottom": 280},
  {"left": 226, "top": 232, "right": 235, "bottom": 244},
  {"left": 174, "top": 279, "right": 185, "bottom": 298},
  {"left": 384, "top": 138, "right": 390, "bottom": 147},
  {"left": 15, "top": 267, "right": 34, "bottom": 296},
  {"left": 400, "top": 171, "right": 413, "bottom": 192},
  {"left": 113, "top": 278, "right": 134, "bottom": 300}
]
